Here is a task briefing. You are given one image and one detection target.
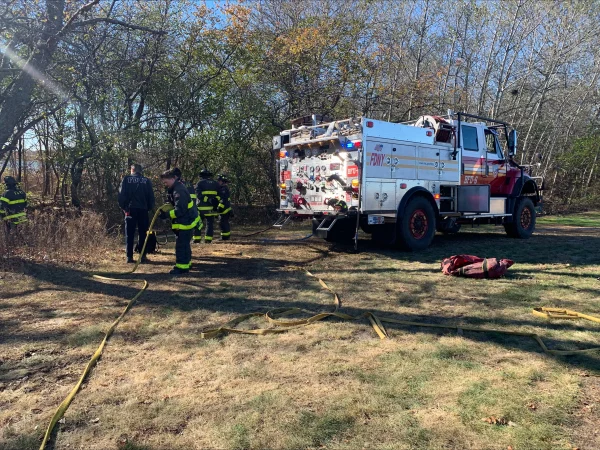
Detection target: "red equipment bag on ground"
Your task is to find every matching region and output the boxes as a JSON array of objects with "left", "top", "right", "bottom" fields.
[{"left": 441, "top": 255, "right": 514, "bottom": 279}]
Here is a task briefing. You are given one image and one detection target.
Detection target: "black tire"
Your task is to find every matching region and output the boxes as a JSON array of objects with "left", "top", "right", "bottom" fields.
[
  {"left": 397, "top": 196, "right": 436, "bottom": 251},
  {"left": 436, "top": 218, "right": 461, "bottom": 234},
  {"left": 504, "top": 197, "right": 536, "bottom": 238}
]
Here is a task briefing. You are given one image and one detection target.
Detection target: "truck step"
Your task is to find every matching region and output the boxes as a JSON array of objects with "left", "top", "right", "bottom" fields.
[{"left": 273, "top": 214, "right": 292, "bottom": 228}]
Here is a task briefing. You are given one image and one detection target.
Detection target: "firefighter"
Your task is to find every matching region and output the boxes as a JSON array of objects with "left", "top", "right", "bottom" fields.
[
  {"left": 327, "top": 198, "right": 348, "bottom": 213},
  {"left": 217, "top": 174, "right": 232, "bottom": 240},
  {"left": 118, "top": 164, "right": 155, "bottom": 264},
  {"left": 171, "top": 167, "right": 198, "bottom": 220},
  {"left": 160, "top": 169, "right": 199, "bottom": 275},
  {"left": 194, "top": 169, "right": 220, "bottom": 244},
  {"left": 0, "top": 176, "right": 27, "bottom": 232}
]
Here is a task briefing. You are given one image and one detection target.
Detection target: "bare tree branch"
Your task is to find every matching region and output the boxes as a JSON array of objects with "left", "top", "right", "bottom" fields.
[{"left": 64, "top": 17, "right": 166, "bottom": 35}]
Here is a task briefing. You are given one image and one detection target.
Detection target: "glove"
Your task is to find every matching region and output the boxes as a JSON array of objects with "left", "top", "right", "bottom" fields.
[{"left": 159, "top": 210, "right": 168, "bottom": 220}]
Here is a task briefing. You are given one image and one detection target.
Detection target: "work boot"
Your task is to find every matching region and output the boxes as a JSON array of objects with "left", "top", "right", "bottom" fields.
[
  {"left": 140, "top": 256, "right": 149, "bottom": 264},
  {"left": 127, "top": 257, "right": 135, "bottom": 264},
  {"left": 169, "top": 267, "right": 189, "bottom": 275}
]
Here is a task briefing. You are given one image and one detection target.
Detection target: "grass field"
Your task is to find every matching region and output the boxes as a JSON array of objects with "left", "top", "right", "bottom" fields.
[{"left": 1, "top": 214, "right": 600, "bottom": 450}]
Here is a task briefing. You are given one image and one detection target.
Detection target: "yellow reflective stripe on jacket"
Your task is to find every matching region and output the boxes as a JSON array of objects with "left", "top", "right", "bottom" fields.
[
  {"left": 201, "top": 190, "right": 218, "bottom": 195},
  {"left": 169, "top": 209, "right": 176, "bottom": 219},
  {"left": 190, "top": 194, "right": 197, "bottom": 199},
  {"left": 220, "top": 207, "right": 231, "bottom": 215},
  {"left": 3, "top": 212, "right": 26, "bottom": 220},
  {"left": 187, "top": 201, "right": 194, "bottom": 209},
  {"left": 0, "top": 196, "right": 24, "bottom": 204},
  {"left": 198, "top": 206, "right": 214, "bottom": 211},
  {"left": 172, "top": 216, "right": 200, "bottom": 231}
]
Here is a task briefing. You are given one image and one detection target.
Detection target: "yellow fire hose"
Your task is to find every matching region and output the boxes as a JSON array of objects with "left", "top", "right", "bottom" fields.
[
  {"left": 200, "top": 272, "right": 600, "bottom": 358},
  {"left": 38, "top": 206, "right": 600, "bottom": 449},
  {"left": 38, "top": 207, "right": 166, "bottom": 449}
]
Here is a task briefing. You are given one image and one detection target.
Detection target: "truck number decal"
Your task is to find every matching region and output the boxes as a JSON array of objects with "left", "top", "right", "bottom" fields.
[
  {"left": 347, "top": 165, "right": 359, "bottom": 177},
  {"left": 464, "top": 175, "right": 479, "bottom": 184}
]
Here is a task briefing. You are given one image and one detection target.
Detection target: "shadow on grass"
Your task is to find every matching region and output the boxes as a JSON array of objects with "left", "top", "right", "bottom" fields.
[{"left": 3, "top": 224, "right": 600, "bottom": 375}]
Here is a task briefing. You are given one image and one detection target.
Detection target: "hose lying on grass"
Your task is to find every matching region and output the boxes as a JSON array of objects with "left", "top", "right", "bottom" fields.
[{"left": 38, "top": 209, "right": 600, "bottom": 450}]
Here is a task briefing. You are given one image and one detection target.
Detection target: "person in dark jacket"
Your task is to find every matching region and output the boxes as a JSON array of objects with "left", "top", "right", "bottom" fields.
[
  {"left": 160, "top": 169, "right": 199, "bottom": 275},
  {"left": 0, "top": 176, "right": 27, "bottom": 232},
  {"left": 118, "top": 164, "right": 155, "bottom": 263},
  {"left": 217, "top": 174, "right": 232, "bottom": 240},
  {"left": 171, "top": 168, "right": 198, "bottom": 209},
  {"left": 194, "top": 169, "right": 220, "bottom": 244}
]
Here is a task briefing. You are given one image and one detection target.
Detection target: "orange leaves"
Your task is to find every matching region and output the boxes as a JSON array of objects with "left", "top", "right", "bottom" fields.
[
  {"left": 482, "top": 415, "right": 509, "bottom": 425},
  {"left": 275, "top": 25, "right": 330, "bottom": 58}
]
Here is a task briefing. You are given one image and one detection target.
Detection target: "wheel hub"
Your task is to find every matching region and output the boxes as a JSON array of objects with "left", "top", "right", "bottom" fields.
[
  {"left": 410, "top": 209, "right": 428, "bottom": 240},
  {"left": 520, "top": 207, "right": 532, "bottom": 229}
]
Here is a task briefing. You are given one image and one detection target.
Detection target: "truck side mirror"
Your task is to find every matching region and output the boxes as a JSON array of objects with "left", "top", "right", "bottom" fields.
[{"left": 508, "top": 129, "right": 517, "bottom": 156}]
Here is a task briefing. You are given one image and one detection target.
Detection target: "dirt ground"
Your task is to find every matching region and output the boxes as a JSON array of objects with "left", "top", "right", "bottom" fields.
[{"left": 1, "top": 221, "right": 600, "bottom": 450}]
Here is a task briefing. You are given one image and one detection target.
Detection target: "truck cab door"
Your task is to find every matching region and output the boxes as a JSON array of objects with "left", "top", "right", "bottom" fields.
[
  {"left": 460, "top": 123, "right": 482, "bottom": 184},
  {"left": 482, "top": 128, "right": 507, "bottom": 195}
]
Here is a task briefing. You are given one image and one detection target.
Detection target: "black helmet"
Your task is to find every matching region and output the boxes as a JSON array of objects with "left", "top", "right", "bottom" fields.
[
  {"left": 172, "top": 167, "right": 182, "bottom": 179},
  {"left": 217, "top": 174, "right": 229, "bottom": 183},
  {"left": 4, "top": 176, "right": 16, "bottom": 186},
  {"left": 199, "top": 168, "right": 212, "bottom": 179},
  {"left": 327, "top": 198, "right": 338, "bottom": 207}
]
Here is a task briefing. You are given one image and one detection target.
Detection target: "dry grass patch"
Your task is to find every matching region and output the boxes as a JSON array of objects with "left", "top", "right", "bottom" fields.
[{"left": 2, "top": 219, "right": 600, "bottom": 449}]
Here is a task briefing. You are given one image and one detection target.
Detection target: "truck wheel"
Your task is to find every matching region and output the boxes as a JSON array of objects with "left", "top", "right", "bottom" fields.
[
  {"left": 397, "top": 196, "right": 436, "bottom": 251},
  {"left": 436, "top": 217, "right": 461, "bottom": 234},
  {"left": 504, "top": 197, "right": 536, "bottom": 239}
]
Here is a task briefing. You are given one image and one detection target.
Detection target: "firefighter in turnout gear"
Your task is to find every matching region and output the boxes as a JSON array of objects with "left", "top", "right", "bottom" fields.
[
  {"left": 160, "top": 169, "right": 199, "bottom": 275},
  {"left": 118, "top": 164, "right": 155, "bottom": 263},
  {"left": 171, "top": 168, "right": 198, "bottom": 224},
  {"left": 194, "top": 169, "right": 220, "bottom": 243},
  {"left": 327, "top": 198, "right": 348, "bottom": 213},
  {"left": 0, "top": 176, "right": 27, "bottom": 232},
  {"left": 217, "top": 174, "right": 232, "bottom": 240}
]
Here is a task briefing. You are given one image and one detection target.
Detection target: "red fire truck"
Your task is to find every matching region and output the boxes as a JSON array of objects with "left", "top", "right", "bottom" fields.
[{"left": 272, "top": 112, "right": 543, "bottom": 250}]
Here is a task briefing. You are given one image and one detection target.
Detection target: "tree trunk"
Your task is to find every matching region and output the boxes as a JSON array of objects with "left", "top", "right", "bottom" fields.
[{"left": 0, "top": 0, "right": 65, "bottom": 157}]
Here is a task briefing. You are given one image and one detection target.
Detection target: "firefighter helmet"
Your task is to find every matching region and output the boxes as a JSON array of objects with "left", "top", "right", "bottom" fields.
[
  {"left": 217, "top": 174, "right": 229, "bottom": 183},
  {"left": 172, "top": 167, "right": 182, "bottom": 179},
  {"left": 4, "top": 176, "right": 16, "bottom": 186},
  {"left": 199, "top": 168, "right": 212, "bottom": 179}
]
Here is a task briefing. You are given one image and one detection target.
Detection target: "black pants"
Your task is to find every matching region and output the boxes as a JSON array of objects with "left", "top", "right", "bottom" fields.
[
  {"left": 125, "top": 208, "right": 149, "bottom": 259},
  {"left": 175, "top": 228, "right": 193, "bottom": 269},
  {"left": 220, "top": 212, "right": 231, "bottom": 240}
]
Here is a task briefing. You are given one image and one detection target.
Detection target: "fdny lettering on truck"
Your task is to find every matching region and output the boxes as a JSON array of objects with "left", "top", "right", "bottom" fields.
[{"left": 369, "top": 152, "right": 386, "bottom": 166}]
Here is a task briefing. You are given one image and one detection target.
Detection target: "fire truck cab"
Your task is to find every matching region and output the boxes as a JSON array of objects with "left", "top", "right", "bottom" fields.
[{"left": 273, "top": 112, "right": 542, "bottom": 250}]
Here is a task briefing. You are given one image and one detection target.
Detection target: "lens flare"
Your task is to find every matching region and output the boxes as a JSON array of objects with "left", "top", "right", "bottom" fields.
[{"left": 1, "top": 45, "right": 69, "bottom": 101}]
